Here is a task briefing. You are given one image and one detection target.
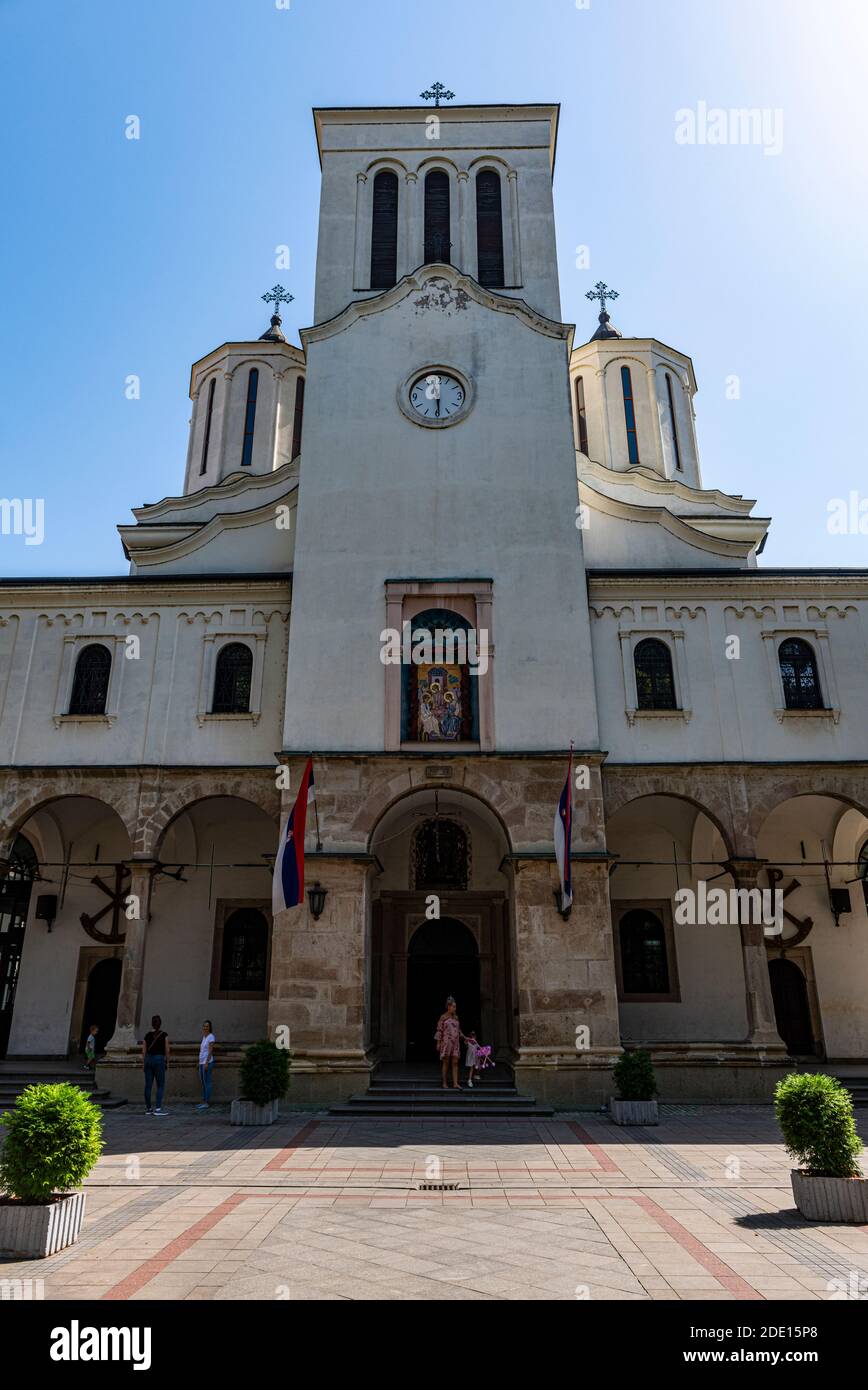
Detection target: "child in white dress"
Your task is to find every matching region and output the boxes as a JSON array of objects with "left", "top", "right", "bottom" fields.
[{"left": 464, "top": 1029, "right": 480, "bottom": 1088}]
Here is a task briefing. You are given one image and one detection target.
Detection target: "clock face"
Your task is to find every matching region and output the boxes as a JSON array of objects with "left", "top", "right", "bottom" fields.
[{"left": 409, "top": 372, "right": 465, "bottom": 421}]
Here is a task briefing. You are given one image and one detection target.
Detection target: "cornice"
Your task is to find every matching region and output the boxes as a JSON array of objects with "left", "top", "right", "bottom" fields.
[
  {"left": 579, "top": 456, "right": 755, "bottom": 515},
  {"left": 120, "top": 494, "right": 298, "bottom": 567},
  {"left": 579, "top": 481, "right": 762, "bottom": 557}
]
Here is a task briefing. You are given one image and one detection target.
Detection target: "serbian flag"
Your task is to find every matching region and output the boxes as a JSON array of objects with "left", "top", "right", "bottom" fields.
[
  {"left": 554, "top": 751, "right": 573, "bottom": 913},
  {"left": 273, "top": 757, "right": 315, "bottom": 913}
]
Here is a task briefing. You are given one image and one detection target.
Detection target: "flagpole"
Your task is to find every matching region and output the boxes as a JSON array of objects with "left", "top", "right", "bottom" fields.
[{"left": 311, "top": 753, "right": 322, "bottom": 851}]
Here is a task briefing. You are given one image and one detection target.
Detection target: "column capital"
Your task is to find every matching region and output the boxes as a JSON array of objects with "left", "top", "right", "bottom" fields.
[{"left": 725, "top": 857, "right": 768, "bottom": 885}]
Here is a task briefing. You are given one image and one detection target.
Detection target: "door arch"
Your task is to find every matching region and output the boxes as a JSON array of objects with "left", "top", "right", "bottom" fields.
[
  {"left": 768, "top": 957, "right": 814, "bottom": 1056},
  {"left": 79, "top": 956, "right": 122, "bottom": 1056},
  {"left": 406, "top": 916, "right": 480, "bottom": 1064}
]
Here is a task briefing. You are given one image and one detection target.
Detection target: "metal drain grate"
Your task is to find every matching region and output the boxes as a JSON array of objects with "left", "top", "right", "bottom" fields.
[{"left": 417, "top": 1182, "right": 462, "bottom": 1191}]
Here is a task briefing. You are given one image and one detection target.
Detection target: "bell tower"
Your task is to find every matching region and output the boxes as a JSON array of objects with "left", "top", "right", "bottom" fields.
[{"left": 312, "top": 101, "right": 563, "bottom": 324}]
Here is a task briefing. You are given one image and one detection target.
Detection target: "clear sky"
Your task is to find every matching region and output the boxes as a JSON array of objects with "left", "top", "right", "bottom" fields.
[{"left": 1, "top": 0, "right": 866, "bottom": 575}]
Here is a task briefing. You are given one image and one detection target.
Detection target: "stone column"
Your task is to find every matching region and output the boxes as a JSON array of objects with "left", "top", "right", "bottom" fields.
[
  {"left": 726, "top": 857, "right": 785, "bottom": 1048},
  {"left": 267, "top": 855, "right": 373, "bottom": 1104},
  {"left": 456, "top": 170, "right": 469, "bottom": 275},
  {"left": 507, "top": 170, "right": 522, "bottom": 285},
  {"left": 110, "top": 859, "right": 158, "bottom": 1051},
  {"left": 512, "top": 856, "right": 622, "bottom": 1106}
]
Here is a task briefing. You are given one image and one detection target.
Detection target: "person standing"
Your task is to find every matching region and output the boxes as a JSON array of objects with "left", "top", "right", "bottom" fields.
[
  {"left": 197, "top": 1020, "right": 216, "bottom": 1110},
  {"left": 142, "top": 1015, "right": 170, "bottom": 1115},
  {"left": 434, "top": 996, "right": 463, "bottom": 1090}
]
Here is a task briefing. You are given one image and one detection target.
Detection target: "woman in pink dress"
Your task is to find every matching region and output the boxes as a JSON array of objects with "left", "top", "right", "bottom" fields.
[{"left": 434, "top": 996, "right": 463, "bottom": 1090}]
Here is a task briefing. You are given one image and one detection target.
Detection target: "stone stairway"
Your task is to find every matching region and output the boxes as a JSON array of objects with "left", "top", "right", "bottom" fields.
[
  {"left": 834, "top": 1074, "right": 868, "bottom": 1107},
  {"left": 0, "top": 1061, "right": 127, "bottom": 1112},
  {"left": 328, "top": 1062, "right": 554, "bottom": 1118}
]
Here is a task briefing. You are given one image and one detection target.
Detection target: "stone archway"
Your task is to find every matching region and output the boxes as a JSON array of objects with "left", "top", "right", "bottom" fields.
[{"left": 406, "top": 916, "right": 480, "bottom": 1065}]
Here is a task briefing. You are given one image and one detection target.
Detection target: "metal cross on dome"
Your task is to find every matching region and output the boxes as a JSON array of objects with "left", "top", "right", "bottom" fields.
[
  {"left": 262, "top": 284, "right": 294, "bottom": 316},
  {"left": 586, "top": 281, "right": 619, "bottom": 315},
  {"left": 420, "top": 81, "right": 455, "bottom": 107}
]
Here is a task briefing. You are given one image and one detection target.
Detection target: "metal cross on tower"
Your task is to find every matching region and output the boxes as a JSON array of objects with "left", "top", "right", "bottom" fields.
[
  {"left": 261, "top": 284, "right": 294, "bottom": 317},
  {"left": 420, "top": 81, "right": 455, "bottom": 107},
  {"left": 585, "top": 281, "right": 619, "bottom": 316}
]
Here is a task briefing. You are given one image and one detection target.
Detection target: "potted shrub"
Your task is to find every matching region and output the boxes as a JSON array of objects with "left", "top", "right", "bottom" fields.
[
  {"left": 231, "top": 1040, "right": 289, "bottom": 1126},
  {"left": 609, "top": 1049, "right": 659, "bottom": 1125},
  {"left": 0, "top": 1082, "right": 103, "bottom": 1256},
  {"left": 775, "top": 1072, "right": 867, "bottom": 1222}
]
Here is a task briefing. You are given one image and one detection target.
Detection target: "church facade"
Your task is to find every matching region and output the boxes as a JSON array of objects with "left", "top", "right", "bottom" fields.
[{"left": 2, "top": 102, "right": 867, "bottom": 1105}]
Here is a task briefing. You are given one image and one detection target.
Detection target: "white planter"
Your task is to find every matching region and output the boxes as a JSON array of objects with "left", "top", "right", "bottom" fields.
[
  {"left": 230, "top": 1097, "right": 279, "bottom": 1126},
  {"left": 791, "top": 1169, "right": 868, "bottom": 1223},
  {"left": 609, "top": 1097, "right": 659, "bottom": 1126},
  {"left": 0, "top": 1191, "right": 86, "bottom": 1257}
]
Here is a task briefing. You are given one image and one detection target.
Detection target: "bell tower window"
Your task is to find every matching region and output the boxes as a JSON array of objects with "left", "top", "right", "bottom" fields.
[
  {"left": 291, "top": 376, "right": 305, "bottom": 460},
  {"left": 240, "top": 368, "right": 259, "bottom": 468},
  {"left": 370, "top": 170, "right": 399, "bottom": 290},
  {"left": 475, "top": 169, "right": 504, "bottom": 287},
  {"left": 424, "top": 170, "right": 451, "bottom": 265},
  {"left": 621, "top": 365, "right": 640, "bottom": 465},
  {"left": 575, "top": 376, "right": 589, "bottom": 454},
  {"left": 665, "top": 373, "right": 683, "bottom": 471},
  {"left": 199, "top": 377, "right": 216, "bottom": 476}
]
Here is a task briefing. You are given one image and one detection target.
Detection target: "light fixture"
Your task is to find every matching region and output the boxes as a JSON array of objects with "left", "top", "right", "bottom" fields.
[
  {"left": 307, "top": 882, "right": 327, "bottom": 921},
  {"left": 35, "top": 894, "right": 58, "bottom": 932}
]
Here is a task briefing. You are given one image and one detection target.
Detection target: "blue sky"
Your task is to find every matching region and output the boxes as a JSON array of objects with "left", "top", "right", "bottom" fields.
[{"left": 1, "top": 0, "right": 866, "bottom": 575}]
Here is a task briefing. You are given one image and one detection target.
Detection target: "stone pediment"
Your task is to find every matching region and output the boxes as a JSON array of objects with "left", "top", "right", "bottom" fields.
[{"left": 301, "top": 263, "right": 574, "bottom": 349}]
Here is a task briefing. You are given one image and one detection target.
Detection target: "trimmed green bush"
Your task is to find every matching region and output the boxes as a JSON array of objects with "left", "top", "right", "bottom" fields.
[
  {"left": 0, "top": 1083, "right": 103, "bottom": 1204},
  {"left": 775, "top": 1072, "right": 863, "bottom": 1178},
  {"left": 613, "top": 1048, "right": 657, "bottom": 1101},
  {"left": 240, "top": 1040, "right": 290, "bottom": 1107}
]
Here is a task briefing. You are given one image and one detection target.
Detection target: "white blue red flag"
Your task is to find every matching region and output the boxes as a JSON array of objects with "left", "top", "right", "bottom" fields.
[
  {"left": 554, "top": 751, "right": 573, "bottom": 913},
  {"left": 273, "top": 757, "right": 315, "bottom": 913}
]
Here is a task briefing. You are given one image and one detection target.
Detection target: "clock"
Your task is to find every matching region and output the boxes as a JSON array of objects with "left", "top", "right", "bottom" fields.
[{"left": 409, "top": 372, "right": 465, "bottom": 421}]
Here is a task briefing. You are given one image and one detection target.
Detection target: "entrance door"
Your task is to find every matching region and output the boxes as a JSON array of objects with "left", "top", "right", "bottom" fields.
[
  {"left": 79, "top": 957, "right": 123, "bottom": 1057},
  {"left": 0, "top": 835, "right": 37, "bottom": 1059},
  {"left": 769, "top": 957, "right": 815, "bottom": 1056},
  {"left": 406, "top": 917, "right": 480, "bottom": 1064}
]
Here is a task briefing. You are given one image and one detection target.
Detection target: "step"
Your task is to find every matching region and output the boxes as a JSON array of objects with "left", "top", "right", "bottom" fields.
[
  {"left": 346, "top": 1091, "right": 537, "bottom": 1106},
  {"left": 328, "top": 1103, "right": 555, "bottom": 1118}
]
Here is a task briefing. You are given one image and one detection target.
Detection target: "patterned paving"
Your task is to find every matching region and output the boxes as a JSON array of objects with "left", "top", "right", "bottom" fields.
[{"left": 2, "top": 1104, "right": 867, "bottom": 1300}]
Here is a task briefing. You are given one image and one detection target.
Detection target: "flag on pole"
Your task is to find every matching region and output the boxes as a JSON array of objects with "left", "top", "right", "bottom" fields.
[
  {"left": 554, "top": 751, "right": 573, "bottom": 914},
  {"left": 273, "top": 757, "right": 315, "bottom": 913}
]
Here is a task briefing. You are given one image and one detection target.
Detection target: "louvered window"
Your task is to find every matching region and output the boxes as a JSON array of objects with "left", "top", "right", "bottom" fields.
[
  {"left": 424, "top": 170, "right": 451, "bottom": 265},
  {"left": 475, "top": 169, "right": 504, "bottom": 287},
  {"left": 575, "top": 376, "right": 589, "bottom": 454},
  {"left": 370, "top": 170, "right": 399, "bottom": 289}
]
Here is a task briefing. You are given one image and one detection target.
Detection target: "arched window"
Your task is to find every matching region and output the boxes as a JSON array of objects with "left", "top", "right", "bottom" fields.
[
  {"left": 401, "top": 608, "right": 479, "bottom": 744},
  {"left": 620, "top": 364, "right": 640, "bottom": 465},
  {"left": 370, "top": 169, "right": 399, "bottom": 289},
  {"left": 575, "top": 376, "right": 589, "bottom": 454},
  {"left": 69, "top": 644, "right": 112, "bottom": 715},
  {"left": 618, "top": 907, "right": 672, "bottom": 996},
  {"left": 199, "top": 376, "right": 216, "bottom": 475},
  {"left": 424, "top": 170, "right": 451, "bottom": 264},
  {"left": 291, "top": 376, "right": 305, "bottom": 459},
  {"left": 412, "top": 818, "right": 470, "bottom": 891},
  {"left": 779, "top": 639, "right": 823, "bottom": 710},
  {"left": 475, "top": 169, "right": 504, "bottom": 287},
  {"left": 240, "top": 367, "right": 259, "bottom": 468},
  {"left": 212, "top": 643, "right": 253, "bottom": 714},
  {"left": 858, "top": 843, "right": 868, "bottom": 881},
  {"left": 219, "top": 908, "right": 268, "bottom": 993},
  {"left": 665, "top": 373, "right": 682, "bottom": 471},
  {"left": 634, "top": 638, "right": 676, "bottom": 711}
]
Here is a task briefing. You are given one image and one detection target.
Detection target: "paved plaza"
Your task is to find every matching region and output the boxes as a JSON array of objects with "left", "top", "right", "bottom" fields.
[{"left": 2, "top": 1104, "right": 868, "bottom": 1301}]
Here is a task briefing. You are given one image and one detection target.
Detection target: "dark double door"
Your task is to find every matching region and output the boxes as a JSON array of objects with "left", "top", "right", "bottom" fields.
[
  {"left": 768, "top": 957, "right": 816, "bottom": 1056},
  {"left": 371, "top": 892, "right": 514, "bottom": 1064}
]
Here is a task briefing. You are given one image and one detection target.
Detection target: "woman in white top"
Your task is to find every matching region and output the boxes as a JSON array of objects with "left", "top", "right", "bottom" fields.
[{"left": 197, "top": 1020, "right": 216, "bottom": 1110}]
